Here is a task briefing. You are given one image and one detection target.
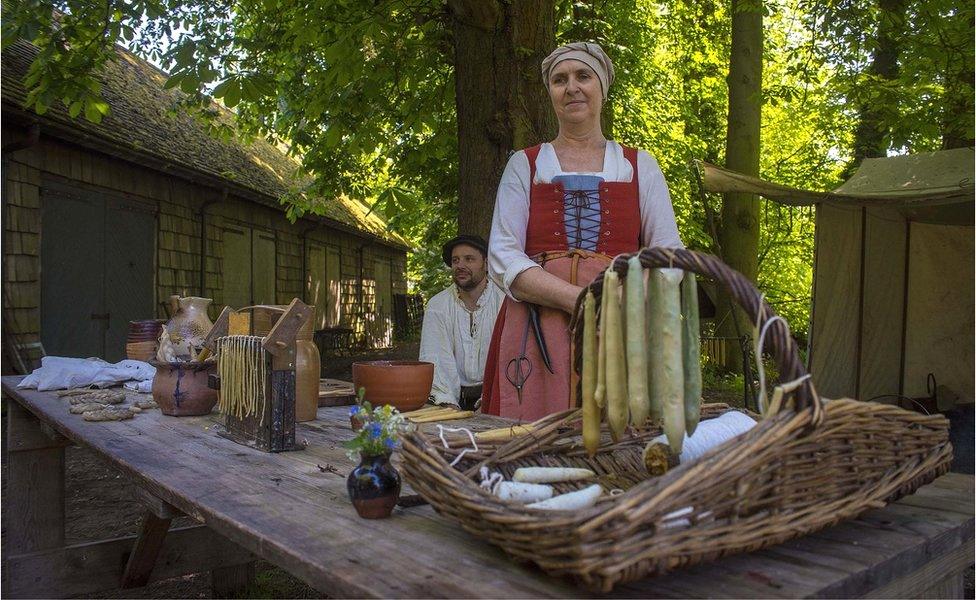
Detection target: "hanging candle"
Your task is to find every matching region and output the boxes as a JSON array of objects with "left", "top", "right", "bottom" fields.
[
  {"left": 681, "top": 272, "right": 703, "bottom": 436},
  {"left": 648, "top": 269, "right": 685, "bottom": 453},
  {"left": 581, "top": 290, "right": 600, "bottom": 456},
  {"left": 603, "top": 270, "right": 628, "bottom": 441},
  {"left": 626, "top": 255, "right": 650, "bottom": 426}
]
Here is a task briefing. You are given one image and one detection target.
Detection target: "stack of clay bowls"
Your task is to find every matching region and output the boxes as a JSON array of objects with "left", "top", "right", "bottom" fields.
[{"left": 126, "top": 320, "right": 165, "bottom": 362}]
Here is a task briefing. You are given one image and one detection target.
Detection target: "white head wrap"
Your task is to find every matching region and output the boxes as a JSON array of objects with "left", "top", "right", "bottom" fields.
[{"left": 541, "top": 42, "right": 615, "bottom": 100}]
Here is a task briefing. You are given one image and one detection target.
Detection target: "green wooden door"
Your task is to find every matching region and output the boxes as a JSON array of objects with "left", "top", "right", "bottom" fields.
[
  {"left": 307, "top": 243, "right": 342, "bottom": 329},
  {"left": 221, "top": 224, "right": 275, "bottom": 307},
  {"left": 41, "top": 181, "right": 155, "bottom": 361},
  {"left": 252, "top": 231, "right": 276, "bottom": 304},
  {"left": 326, "top": 248, "right": 341, "bottom": 326},
  {"left": 103, "top": 197, "right": 156, "bottom": 361},
  {"left": 222, "top": 226, "right": 251, "bottom": 309},
  {"left": 307, "top": 243, "right": 327, "bottom": 330},
  {"left": 373, "top": 258, "right": 392, "bottom": 347}
]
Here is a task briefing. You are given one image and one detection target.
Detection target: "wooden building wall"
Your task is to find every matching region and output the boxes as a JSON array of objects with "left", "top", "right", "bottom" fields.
[{"left": 2, "top": 125, "right": 407, "bottom": 365}]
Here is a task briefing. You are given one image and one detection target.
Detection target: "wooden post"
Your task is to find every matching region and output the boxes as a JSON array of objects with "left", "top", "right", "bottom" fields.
[{"left": 4, "top": 398, "right": 71, "bottom": 597}]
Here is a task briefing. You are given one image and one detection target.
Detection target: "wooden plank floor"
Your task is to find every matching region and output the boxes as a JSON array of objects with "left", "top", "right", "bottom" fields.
[{"left": 3, "top": 377, "right": 972, "bottom": 598}]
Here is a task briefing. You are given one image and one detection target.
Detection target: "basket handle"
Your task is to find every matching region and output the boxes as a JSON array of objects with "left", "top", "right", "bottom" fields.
[{"left": 571, "top": 247, "right": 822, "bottom": 426}]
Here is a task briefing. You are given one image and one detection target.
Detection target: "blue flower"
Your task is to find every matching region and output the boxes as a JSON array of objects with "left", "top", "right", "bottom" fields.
[
  {"left": 349, "top": 405, "right": 360, "bottom": 417},
  {"left": 384, "top": 438, "right": 397, "bottom": 450},
  {"left": 367, "top": 423, "right": 382, "bottom": 439}
]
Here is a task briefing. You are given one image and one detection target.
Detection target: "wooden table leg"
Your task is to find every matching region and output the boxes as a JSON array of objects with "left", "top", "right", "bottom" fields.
[
  {"left": 123, "top": 487, "right": 255, "bottom": 595},
  {"left": 120, "top": 511, "right": 175, "bottom": 588},
  {"left": 3, "top": 399, "right": 71, "bottom": 597},
  {"left": 120, "top": 487, "right": 180, "bottom": 588}
]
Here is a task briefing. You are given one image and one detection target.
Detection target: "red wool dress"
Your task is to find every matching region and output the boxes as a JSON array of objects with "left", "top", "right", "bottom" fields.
[{"left": 482, "top": 144, "right": 642, "bottom": 421}]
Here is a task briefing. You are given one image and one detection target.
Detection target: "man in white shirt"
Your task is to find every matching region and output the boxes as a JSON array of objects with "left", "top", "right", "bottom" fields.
[{"left": 419, "top": 235, "right": 503, "bottom": 409}]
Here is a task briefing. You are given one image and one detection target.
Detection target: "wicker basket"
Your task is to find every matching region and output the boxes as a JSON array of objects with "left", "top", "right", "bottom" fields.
[{"left": 400, "top": 248, "right": 952, "bottom": 592}]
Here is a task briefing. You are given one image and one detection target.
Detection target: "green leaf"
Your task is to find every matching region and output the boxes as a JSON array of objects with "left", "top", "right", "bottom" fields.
[
  {"left": 83, "top": 99, "right": 103, "bottom": 123},
  {"left": 211, "top": 77, "right": 234, "bottom": 98},
  {"left": 179, "top": 74, "right": 199, "bottom": 93},
  {"left": 164, "top": 73, "right": 184, "bottom": 90},
  {"left": 222, "top": 79, "right": 242, "bottom": 108},
  {"left": 240, "top": 76, "right": 262, "bottom": 101},
  {"left": 68, "top": 100, "right": 83, "bottom": 118}
]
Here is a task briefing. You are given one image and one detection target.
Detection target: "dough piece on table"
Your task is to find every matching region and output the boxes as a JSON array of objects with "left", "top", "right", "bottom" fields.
[
  {"left": 83, "top": 407, "right": 135, "bottom": 421},
  {"left": 69, "top": 402, "right": 108, "bottom": 414},
  {"left": 134, "top": 398, "right": 159, "bottom": 409},
  {"left": 69, "top": 390, "right": 126, "bottom": 405}
]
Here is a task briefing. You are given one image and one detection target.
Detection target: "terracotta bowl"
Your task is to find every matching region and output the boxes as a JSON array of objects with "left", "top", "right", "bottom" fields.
[
  {"left": 150, "top": 361, "right": 218, "bottom": 416},
  {"left": 352, "top": 361, "right": 434, "bottom": 412}
]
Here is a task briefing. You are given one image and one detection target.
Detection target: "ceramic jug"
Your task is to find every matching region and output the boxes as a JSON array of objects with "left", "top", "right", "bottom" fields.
[
  {"left": 166, "top": 296, "right": 214, "bottom": 352},
  {"left": 295, "top": 312, "right": 321, "bottom": 422}
]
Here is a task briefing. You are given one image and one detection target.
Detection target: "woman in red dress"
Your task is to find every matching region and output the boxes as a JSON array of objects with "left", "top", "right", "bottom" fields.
[{"left": 482, "top": 42, "right": 683, "bottom": 421}]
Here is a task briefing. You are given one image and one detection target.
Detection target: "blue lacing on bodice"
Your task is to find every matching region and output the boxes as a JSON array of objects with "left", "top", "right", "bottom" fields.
[{"left": 553, "top": 174, "right": 603, "bottom": 251}]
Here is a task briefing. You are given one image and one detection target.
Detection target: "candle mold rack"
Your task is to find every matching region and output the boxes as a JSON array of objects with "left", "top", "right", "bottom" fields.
[{"left": 205, "top": 298, "right": 313, "bottom": 452}]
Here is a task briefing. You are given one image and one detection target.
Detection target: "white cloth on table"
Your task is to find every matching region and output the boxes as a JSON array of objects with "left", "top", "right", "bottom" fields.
[
  {"left": 18, "top": 356, "right": 156, "bottom": 391},
  {"left": 419, "top": 281, "right": 504, "bottom": 407},
  {"left": 488, "top": 141, "right": 684, "bottom": 300},
  {"left": 124, "top": 379, "right": 154, "bottom": 393}
]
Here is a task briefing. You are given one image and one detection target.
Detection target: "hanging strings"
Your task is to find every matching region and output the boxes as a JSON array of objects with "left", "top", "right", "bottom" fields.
[{"left": 216, "top": 335, "right": 267, "bottom": 423}]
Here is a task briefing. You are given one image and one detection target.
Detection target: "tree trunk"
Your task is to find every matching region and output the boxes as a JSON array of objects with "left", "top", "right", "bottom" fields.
[
  {"left": 450, "top": 0, "right": 556, "bottom": 239},
  {"left": 845, "top": 0, "right": 905, "bottom": 177},
  {"left": 942, "top": 9, "right": 975, "bottom": 149},
  {"left": 564, "top": 0, "right": 614, "bottom": 139},
  {"left": 715, "top": 0, "right": 763, "bottom": 373}
]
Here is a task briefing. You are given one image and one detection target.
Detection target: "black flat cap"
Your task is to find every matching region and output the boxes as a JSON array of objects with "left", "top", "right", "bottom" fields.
[{"left": 442, "top": 235, "right": 488, "bottom": 267}]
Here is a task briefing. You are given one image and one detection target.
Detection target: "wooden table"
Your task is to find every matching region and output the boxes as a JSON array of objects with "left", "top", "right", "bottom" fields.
[{"left": 3, "top": 376, "right": 973, "bottom": 598}]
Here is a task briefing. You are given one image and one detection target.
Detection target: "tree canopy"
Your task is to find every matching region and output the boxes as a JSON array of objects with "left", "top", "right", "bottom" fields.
[{"left": 3, "top": 0, "right": 972, "bottom": 342}]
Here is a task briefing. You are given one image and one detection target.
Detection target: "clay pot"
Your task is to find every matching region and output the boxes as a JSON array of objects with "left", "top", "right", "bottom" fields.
[
  {"left": 126, "top": 320, "right": 165, "bottom": 361},
  {"left": 347, "top": 452, "right": 401, "bottom": 519},
  {"left": 151, "top": 361, "right": 218, "bottom": 416},
  {"left": 352, "top": 361, "right": 434, "bottom": 412},
  {"left": 127, "top": 319, "right": 165, "bottom": 341}
]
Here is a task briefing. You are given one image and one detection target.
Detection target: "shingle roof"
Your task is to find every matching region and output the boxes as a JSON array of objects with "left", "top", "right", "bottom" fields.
[{"left": 1, "top": 40, "right": 408, "bottom": 248}]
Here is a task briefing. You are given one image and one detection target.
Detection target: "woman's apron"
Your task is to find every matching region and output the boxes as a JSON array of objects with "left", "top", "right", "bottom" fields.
[{"left": 482, "top": 144, "right": 642, "bottom": 421}]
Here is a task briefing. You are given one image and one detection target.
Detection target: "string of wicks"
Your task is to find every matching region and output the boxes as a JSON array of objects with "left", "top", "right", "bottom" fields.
[
  {"left": 216, "top": 335, "right": 268, "bottom": 424},
  {"left": 437, "top": 425, "right": 479, "bottom": 467}
]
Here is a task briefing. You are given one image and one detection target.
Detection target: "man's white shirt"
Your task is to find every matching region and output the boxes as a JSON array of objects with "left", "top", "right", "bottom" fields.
[{"left": 419, "top": 280, "right": 504, "bottom": 406}]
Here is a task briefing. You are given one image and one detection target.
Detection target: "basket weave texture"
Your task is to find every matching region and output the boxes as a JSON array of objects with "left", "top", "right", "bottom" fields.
[{"left": 400, "top": 248, "right": 952, "bottom": 592}]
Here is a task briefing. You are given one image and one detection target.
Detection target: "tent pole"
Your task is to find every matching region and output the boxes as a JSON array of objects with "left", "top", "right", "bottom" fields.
[
  {"left": 854, "top": 208, "right": 867, "bottom": 400},
  {"left": 897, "top": 221, "right": 912, "bottom": 397}
]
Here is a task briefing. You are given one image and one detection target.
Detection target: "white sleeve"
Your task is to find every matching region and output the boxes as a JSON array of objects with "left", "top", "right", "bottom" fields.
[
  {"left": 638, "top": 151, "right": 684, "bottom": 249},
  {"left": 488, "top": 151, "right": 542, "bottom": 301},
  {"left": 418, "top": 295, "right": 460, "bottom": 407}
]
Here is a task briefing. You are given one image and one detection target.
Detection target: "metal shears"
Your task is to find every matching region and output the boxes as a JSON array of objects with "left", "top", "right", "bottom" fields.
[{"left": 505, "top": 304, "right": 554, "bottom": 404}]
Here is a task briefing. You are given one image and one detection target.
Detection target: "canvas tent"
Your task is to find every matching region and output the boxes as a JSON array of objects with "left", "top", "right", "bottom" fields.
[{"left": 698, "top": 148, "right": 974, "bottom": 403}]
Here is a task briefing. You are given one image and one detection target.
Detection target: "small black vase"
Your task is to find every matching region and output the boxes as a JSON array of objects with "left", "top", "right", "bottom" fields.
[{"left": 347, "top": 452, "right": 401, "bottom": 519}]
